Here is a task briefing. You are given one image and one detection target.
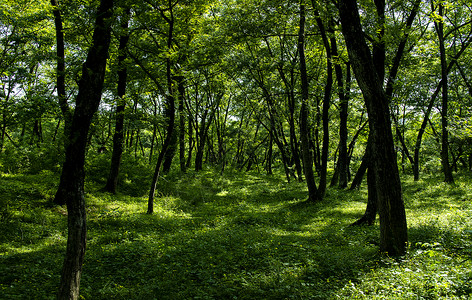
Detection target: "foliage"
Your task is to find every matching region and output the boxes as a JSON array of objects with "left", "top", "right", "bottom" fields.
[{"left": 1, "top": 170, "right": 472, "bottom": 299}]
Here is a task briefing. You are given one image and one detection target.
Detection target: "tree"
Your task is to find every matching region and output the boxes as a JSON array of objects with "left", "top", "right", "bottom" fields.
[
  {"left": 338, "top": 0, "right": 408, "bottom": 256},
  {"left": 56, "top": 0, "right": 114, "bottom": 297},
  {"left": 432, "top": 0, "right": 454, "bottom": 183},
  {"left": 50, "top": 0, "right": 72, "bottom": 137},
  {"left": 147, "top": 0, "right": 177, "bottom": 214},
  {"left": 104, "top": 7, "right": 130, "bottom": 194},
  {"left": 298, "top": 1, "right": 319, "bottom": 202}
]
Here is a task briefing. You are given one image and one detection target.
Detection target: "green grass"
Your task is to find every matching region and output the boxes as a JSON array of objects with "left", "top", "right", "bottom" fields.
[{"left": 1, "top": 169, "right": 472, "bottom": 299}]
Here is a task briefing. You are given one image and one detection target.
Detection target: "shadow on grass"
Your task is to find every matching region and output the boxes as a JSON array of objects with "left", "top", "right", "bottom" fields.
[
  {"left": 5, "top": 170, "right": 471, "bottom": 299},
  {"left": 75, "top": 170, "right": 381, "bottom": 299}
]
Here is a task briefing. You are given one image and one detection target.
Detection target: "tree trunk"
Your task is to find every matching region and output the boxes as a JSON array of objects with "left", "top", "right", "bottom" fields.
[
  {"left": 335, "top": 47, "right": 349, "bottom": 189},
  {"left": 266, "top": 133, "right": 273, "bottom": 175},
  {"left": 338, "top": 0, "right": 408, "bottom": 256},
  {"left": 186, "top": 114, "right": 194, "bottom": 168},
  {"left": 57, "top": 0, "right": 114, "bottom": 298},
  {"left": 298, "top": 2, "right": 319, "bottom": 202},
  {"left": 351, "top": 167, "right": 378, "bottom": 226},
  {"left": 162, "top": 124, "right": 177, "bottom": 173},
  {"left": 314, "top": 11, "right": 333, "bottom": 199},
  {"left": 147, "top": 0, "right": 179, "bottom": 213},
  {"left": 51, "top": 0, "right": 71, "bottom": 134},
  {"left": 148, "top": 74, "right": 175, "bottom": 213},
  {"left": 349, "top": 141, "right": 369, "bottom": 190},
  {"left": 433, "top": 0, "right": 454, "bottom": 184},
  {"left": 147, "top": 95, "right": 175, "bottom": 214},
  {"left": 177, "top": 76, "right": 187, "bottom": 173},
  {"left": 105, "top": 9, "right": 130, "bottom": 194},
  {"left": 51, "top": 0, "right": 71, "bottom": 206}
]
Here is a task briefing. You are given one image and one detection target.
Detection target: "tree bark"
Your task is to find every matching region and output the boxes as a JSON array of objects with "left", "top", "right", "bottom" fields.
[
  {"left": 148, "top": 2, "right": 176, "bottom": 213},
  {"left": 147, "top": 91, "right": 175, "bottom": 214},
  {"left": 177, "top": 76, "right": 187, "bottom": 172},
  {"left": 57, "top": 0, "right": 114, "bottom": 298},
  {"left": 338, "top": 0, "right": 408, "bottom": 256},
  {"left": 104, "top": 9, "right": 130, "bottom": 194},
  {"left": 334, "top": 41, "right": 349, "bottom": 189},
  {"left": 314, "top": 10, "right": 333, "bottom": 199},
  {"left": 51, "top": 0, "right": 71, "bottom": 132},
  {"left": 51, "top": 0, "right": 72, "bottom": 206},
  {"left": 298, "top": 2, "right": 319, "bottom": 202},
  {"left": 433, "top": 0, "right": 454, "bottom": 184},
  {"left": 351, "top": 167, "right": 378, "bottom": 226}
]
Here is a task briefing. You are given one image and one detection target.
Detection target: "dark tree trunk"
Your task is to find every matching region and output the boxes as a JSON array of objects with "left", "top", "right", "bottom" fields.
[
  {"left": 288, "top": 80, "right": 303, "bottom": 181},
  {"left": 162, "top": 124, "right": 177, "bottom": 173},
  {"left": 266, "top": 133, "right": 273, "bottom": 175},
  {"left": 433, "top": 0, "right": 454, "bottom": 184},
  {"left": 148, "top": 94, "right": 175, "bottom": 214},
  {"left": 298, "top": 2, "right": 319, "bottom": 202},
  {"left": 148, "top": 69, "right": 175, "bottom": 214},
  {"left": 51, "top": 0, "right": 72, "bottom": 206},
  {"left": 51, "top": 0, "right": 71, "bottom": 133},
  {"left": 264, "top": 92, "right": 292, "bottom": 182},
  {"left": 335, "top": 48, "right": 349, "bottom": 189},
  {"left": 177, "top": 76, "right": 187, "bottom": 172},
  {"left": 104, "top": 9, "right": 130, "bottom": 194},
  {"left": 338, "top": 0, "right": 408, "bottom": 256},
  {"left": 186, "top": 114, "right": 194, "bottom": 168},
  {"left": 56, "top": 0, "right": 114, "bottom": 298},
  {"left": 148, "top": 2, "right": 176, "bottom": 214},
  {"left": 163, "top": 75, "right": 183, "bottom": 173},
  {"left": 195, "top": 138, "right": 205, "bottom": 171},
  {"left": 314, "top": 11, "right": 333, "bottom": 199},
  {"left": 351, "top": 167, "right": 378, "bottom": 226},
  {"left": 349, "top": 141, "right": 369, "bottom": 190},
  {"left": 195, "top": 111, "right": 214, "bottom": 171}
]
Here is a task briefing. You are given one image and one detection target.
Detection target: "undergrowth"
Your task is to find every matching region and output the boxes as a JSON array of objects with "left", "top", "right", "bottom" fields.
[{"left": 0, "top": 169, "right": 471, "bottom": 299}]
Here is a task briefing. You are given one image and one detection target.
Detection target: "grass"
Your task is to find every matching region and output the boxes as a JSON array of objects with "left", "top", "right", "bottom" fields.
[{"left": 0, "top": 167, "right": 472, "bottom": 299}]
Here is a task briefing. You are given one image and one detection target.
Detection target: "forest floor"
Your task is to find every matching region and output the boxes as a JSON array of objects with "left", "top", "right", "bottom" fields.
[{"left": 1, "top": 166, "right": 472, "bottom": 299}]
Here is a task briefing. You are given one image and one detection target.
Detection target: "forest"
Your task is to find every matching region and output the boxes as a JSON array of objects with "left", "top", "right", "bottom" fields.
[{"left": 0, "top": 0, "right": 472, "bottom": 298}]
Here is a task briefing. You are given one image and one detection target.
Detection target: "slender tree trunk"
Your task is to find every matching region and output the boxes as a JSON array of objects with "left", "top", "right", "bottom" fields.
[
  {"left": 163, "top": 75, "right": 182, "bottom": 173},
  {"left": 338, "top": 0, "right": 408, "bottom": 256},
  {"left": 177, "top": 76, "right": 187, "bottom": 172},
  {"left": 162, "top": 124, "right": 177, "bottom": 173},
  {"left": 351, "top": 167, "right": 378, "bottom": 226},
  {"left": 186, "top": 114, "right": 194, "bottom": 168},
  {"left": 298, "top": 2, "right": 319, "bottom": 202},
  {"left": 147, "top": 93, "right": 175, "bottom": 214},
  {"left": 51, "top": 0, "right": 72, "bottom": 206},
  {"left": 288, "top": 90, "right": 303, "bottom": 181},
  {"left": 433, "top": 0, "right": 454, "bottom": 184},
  {"left": 265, "top": 93, "right": 292, "bottom": 182},
  {"left": 104, "top": 9, "right": 130, "bottom": 194},
  {"left": 57, "top": 0, "right": 114, "bottom": 298},
  {"left": 349, "top": 142, "right": 369, "bottom": 190},
  {"left": 314, "top": 11, "right": 333, "bottom": 199},
  {"left": 51, "top": 0, "right": 71, "bottom": 130},
  {"left": 195, "top": 109, "right": 215, "bottom": 171},
  {"left": 267, "top": 133, "right": 273, "bottom": 175},
  {"left": 148, "top": 3, "right": 176, "bottom": 213},
  {"left": 335, "top": 52, "right": 349, "bottom": 189},
  {"left": 195, "top": 134, "right": 205, "bottom": 171}
]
